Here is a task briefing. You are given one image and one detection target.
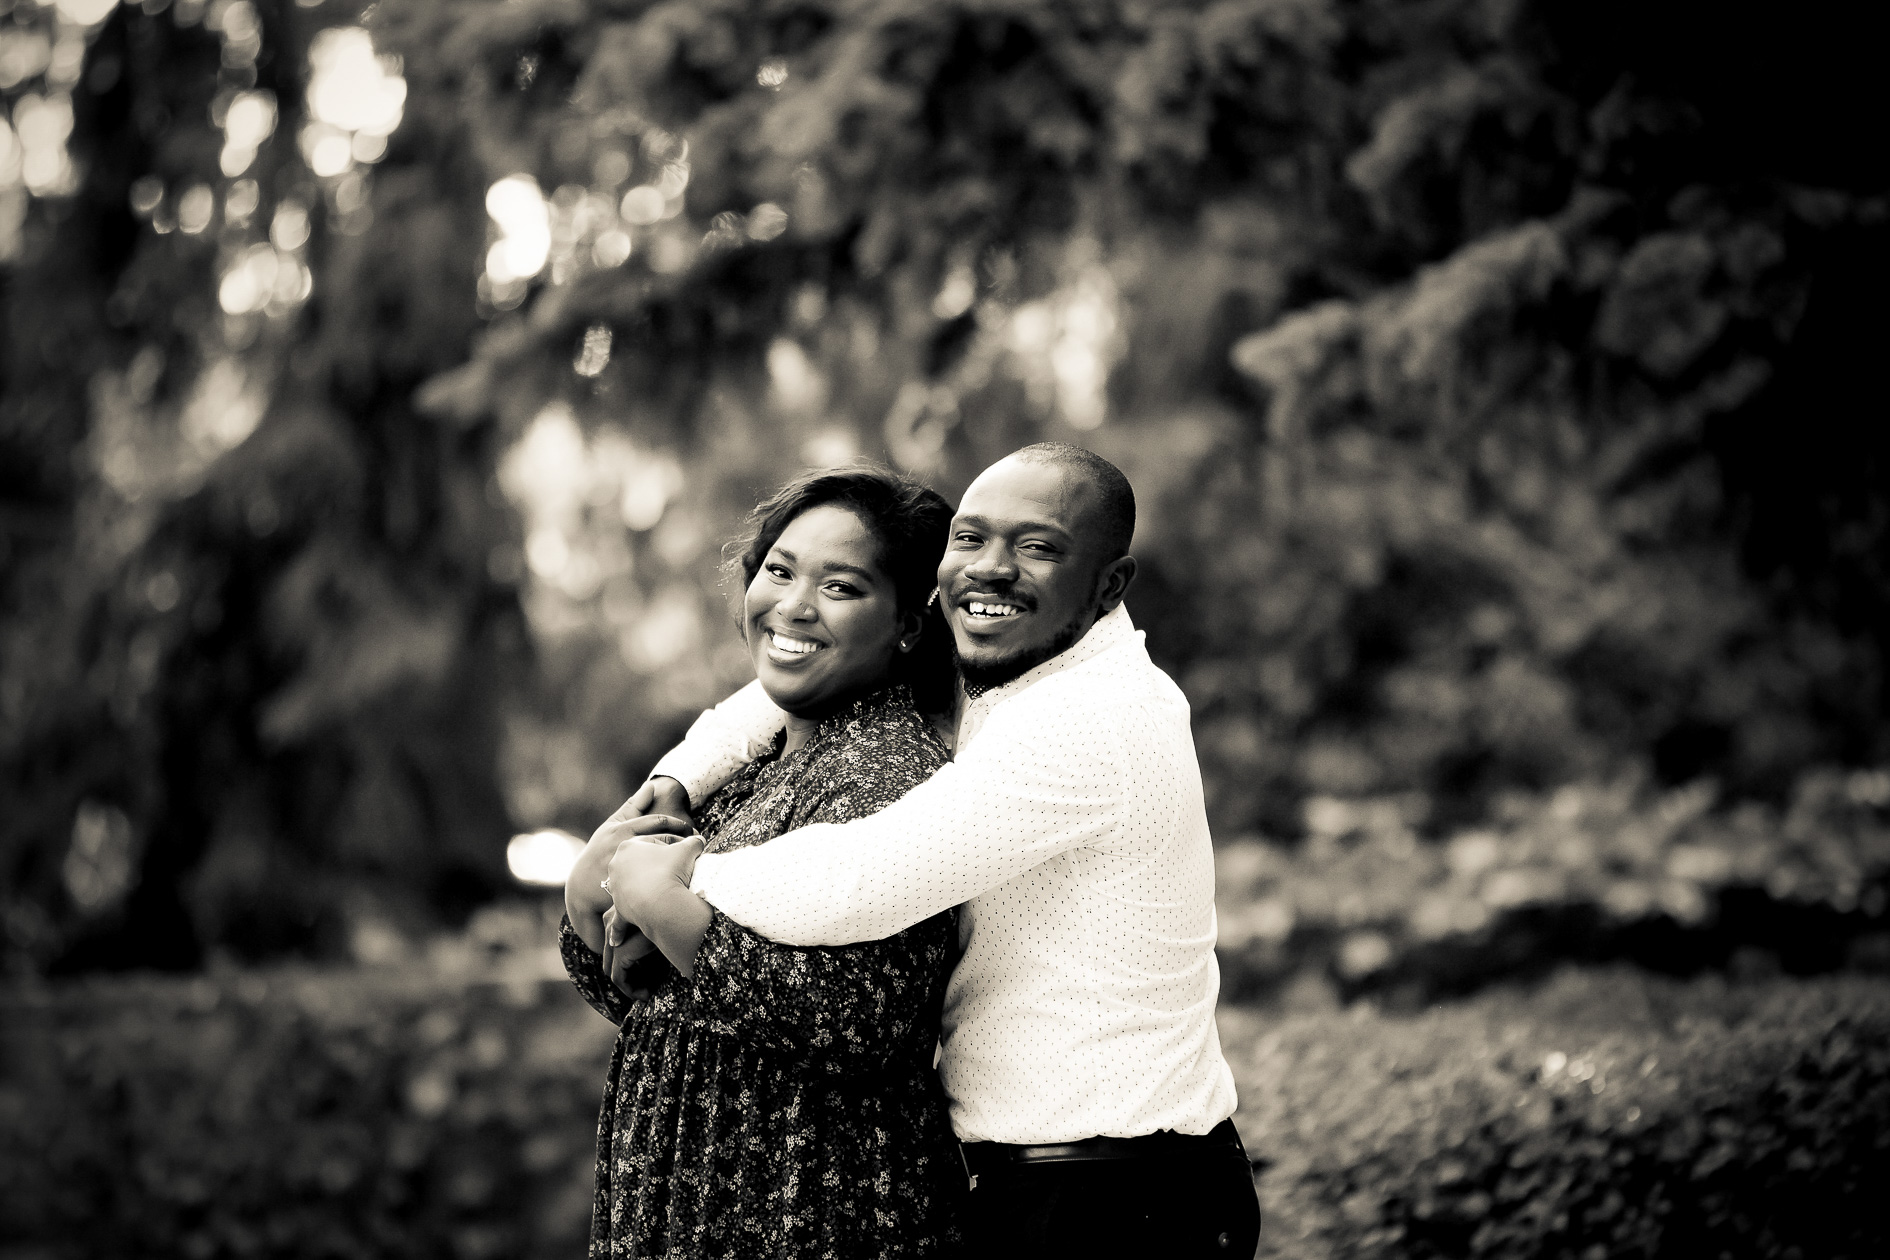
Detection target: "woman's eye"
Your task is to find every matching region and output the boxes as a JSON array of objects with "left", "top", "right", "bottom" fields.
[
  {"left": 765, "top": 563, "right": 791, "bottom": 580},
  {"left": 824, "top": 582, "right": 860, "bottom": 598}
]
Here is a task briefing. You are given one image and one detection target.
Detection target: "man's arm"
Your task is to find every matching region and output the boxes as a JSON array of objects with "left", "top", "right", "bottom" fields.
[
  {"left": 647, "top": 678, "right": 786, "bottom": 805},
  {"left": 688, "top": 692, "right": 1129, "bottom": 945},
  {"left": 567, "top": 680, "right": 782, "bottom": 956}
]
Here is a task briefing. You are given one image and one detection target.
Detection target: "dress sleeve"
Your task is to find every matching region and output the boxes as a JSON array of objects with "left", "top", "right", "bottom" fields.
[
  {"left": 559, "top": 914, "right": 642, "bottom": 1025},
  {"left": 647, "top": 679, "right": 787, "bottom": 806},
  {"left": 687, "top": 908, "right": 952, "bottom": 1074}
]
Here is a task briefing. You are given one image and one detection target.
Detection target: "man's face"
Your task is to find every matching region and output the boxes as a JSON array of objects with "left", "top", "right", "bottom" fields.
[{"left": 936, "top": 456, "right": 1114, "bottom": 689}]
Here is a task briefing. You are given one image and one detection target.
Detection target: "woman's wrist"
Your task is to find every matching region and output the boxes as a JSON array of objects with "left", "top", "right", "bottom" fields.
[{"left": 639, "top": 884, "right": 714, "bottom": 978}]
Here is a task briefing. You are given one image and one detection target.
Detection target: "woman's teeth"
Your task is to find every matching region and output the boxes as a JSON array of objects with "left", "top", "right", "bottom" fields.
[
  {"left": 768, "top": 631, "right": 822, "bottom": 655},
  {"left": 966, "top": 601, "right": 1021, "bottom": 618}
]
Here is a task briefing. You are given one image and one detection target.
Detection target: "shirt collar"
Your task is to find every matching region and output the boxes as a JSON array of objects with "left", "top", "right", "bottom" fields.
[{"left": 956, "top": 604, "right": 1139, "bottom": 735}]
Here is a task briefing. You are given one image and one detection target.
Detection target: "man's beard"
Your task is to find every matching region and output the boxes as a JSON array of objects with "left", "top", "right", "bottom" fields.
[{"left": 954, "top": 613, "right": 1090, "bottom": 695}]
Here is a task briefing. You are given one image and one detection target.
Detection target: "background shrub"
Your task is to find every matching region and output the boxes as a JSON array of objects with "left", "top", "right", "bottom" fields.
[
  {"left": 1227, "top": 971, "right": 1890, "bottom": 1259},
  {"left": 1216, "top": 767, "right": 1890, "bottom": 1004},
  {"left": 4, "top": 957, "right": 1884, "bottom": 1259},
  {"left": 0, "top": 950, "right": 612, "bottom": 1260}
]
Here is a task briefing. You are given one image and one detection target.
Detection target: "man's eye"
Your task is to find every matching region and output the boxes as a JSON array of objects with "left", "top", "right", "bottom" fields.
[{"left": 951, "top": 533, "right": 981, "bottom": 546}]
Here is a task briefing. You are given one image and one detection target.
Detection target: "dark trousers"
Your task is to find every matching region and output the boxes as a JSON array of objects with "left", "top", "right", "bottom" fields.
[{"left": 959, "top": 1122, "right": 1262, "bottom": 1259}]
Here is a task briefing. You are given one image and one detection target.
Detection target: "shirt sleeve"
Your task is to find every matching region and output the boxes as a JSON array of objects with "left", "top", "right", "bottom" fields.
[
  {"left": 691, "top": 686, "right": 1129, "bottom": 945},
  {"left": 647, "top": 678, "right": 786, "bottom": 806},
  {"left": 686, "top": 909, "right": 953, "bottom": 1074}
]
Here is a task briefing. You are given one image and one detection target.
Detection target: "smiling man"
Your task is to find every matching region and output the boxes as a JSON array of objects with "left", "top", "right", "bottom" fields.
[{"left": 598, "top": 444, "right": 1258, "bottom": 1259}]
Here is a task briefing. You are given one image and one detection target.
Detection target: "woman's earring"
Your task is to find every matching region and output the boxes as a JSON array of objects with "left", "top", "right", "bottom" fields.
[{"left": 927, "top": 587, "right": 940, "bottom": 609}]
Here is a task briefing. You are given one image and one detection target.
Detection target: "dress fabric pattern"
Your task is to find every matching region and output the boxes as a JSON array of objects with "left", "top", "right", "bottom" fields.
[{"left": 560, "top": 684, "right": 963, "bottom": 1259}]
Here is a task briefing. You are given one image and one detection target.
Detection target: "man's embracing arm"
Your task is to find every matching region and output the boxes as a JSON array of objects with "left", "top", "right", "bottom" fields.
[
  {"left": 647, "top": 678, "right": 787, "bottom": 805},
  {"left": 688, "top": 688, "right": 1129, "bottom": 945},
  {"left": 565, "top": 679, "right": 783, "bottom": 957}
]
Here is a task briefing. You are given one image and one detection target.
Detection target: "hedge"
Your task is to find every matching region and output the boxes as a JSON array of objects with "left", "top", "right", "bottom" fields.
[
  {"left": 0, "top": 959, "right": 614, "bottom": 1260},
  {"left": 1215, "top": 769, "right": 1890, "bottom": 1005},
  {"left": 1229, "top": 970, "right": 1890, "bottom": 1259},
  {"left": 2, "top": 962, "right": 1884, "bottom": 1259}
]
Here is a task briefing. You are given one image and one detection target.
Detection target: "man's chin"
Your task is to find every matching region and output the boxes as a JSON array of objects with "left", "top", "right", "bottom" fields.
[{"left": 953, "top": 617, "right": 1089, "bottom": 691}]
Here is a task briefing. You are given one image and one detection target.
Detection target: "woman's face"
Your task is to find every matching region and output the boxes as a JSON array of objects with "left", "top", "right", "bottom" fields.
[{"left": 744, "top": 504, "right": 911, "bottom": 716}]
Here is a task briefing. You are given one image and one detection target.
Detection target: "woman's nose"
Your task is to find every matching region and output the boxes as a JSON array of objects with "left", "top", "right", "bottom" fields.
[{"left": 777, "top": 586, "right": 818, "bottom": 620}]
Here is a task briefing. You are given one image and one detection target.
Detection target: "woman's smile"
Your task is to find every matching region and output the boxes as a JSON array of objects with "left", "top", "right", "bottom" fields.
[{"left": 763, "top": 628, "right": 827, "bottom": 661}]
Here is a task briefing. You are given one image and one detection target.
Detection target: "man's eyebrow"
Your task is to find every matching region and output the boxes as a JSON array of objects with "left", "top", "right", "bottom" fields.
[{"left": 953, "top": 512, "right": 1074, "bottom": 541}]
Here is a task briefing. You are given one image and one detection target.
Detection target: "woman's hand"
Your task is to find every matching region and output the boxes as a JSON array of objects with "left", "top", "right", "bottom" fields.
[
  {"left": 601, "top": 907, "right": 661, "bottom": 997},
  {"left": 564, "top": 775, "right": 693, "bottom": 954},
  {"left": 606, "top": 834, "right": 712, "bottom": 976}
]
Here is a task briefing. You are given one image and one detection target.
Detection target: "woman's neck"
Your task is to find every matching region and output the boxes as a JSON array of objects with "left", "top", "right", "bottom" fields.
[
  {"left": 773, "top": 680, "right": 896, "bottom": 757},
  {"left": 780, "top": 712, "right": 821, "bottom": 757}
]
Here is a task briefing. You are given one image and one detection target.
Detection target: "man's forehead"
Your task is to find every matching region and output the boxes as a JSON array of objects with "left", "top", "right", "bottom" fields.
[{"left": 955, "top": 457, "right": 1093, "bottom": 529}]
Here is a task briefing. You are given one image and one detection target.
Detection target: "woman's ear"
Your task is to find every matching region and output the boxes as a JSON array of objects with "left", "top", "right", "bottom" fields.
[{"left": 896, "top": 608, "right": 924, "bottom": 652}]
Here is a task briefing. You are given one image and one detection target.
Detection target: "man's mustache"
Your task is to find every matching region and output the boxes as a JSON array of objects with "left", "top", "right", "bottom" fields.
[{"left": 947, "top": 583, "right": 1038, "bottom": 612}]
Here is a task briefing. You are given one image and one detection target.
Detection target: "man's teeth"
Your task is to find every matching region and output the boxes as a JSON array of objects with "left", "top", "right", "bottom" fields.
[
  {"left": 966, "top": 601, "right": 1022, "bottom": 618},
  {"left": 769, "top": 631, "right": 822, "bottom": 654}
]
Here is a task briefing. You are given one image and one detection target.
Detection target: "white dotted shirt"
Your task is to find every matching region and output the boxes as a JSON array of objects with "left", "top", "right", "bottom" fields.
[{"left": 660, "top": 605, "right": 1239, "bottom": 1145}]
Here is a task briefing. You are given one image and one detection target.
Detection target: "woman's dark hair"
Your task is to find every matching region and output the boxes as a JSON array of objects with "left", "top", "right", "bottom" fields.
[{"left": 728, "top": 463, "right": 956, "bottom": 714}]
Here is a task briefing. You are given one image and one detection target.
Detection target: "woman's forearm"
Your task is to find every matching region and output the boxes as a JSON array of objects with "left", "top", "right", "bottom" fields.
[
  {"left": 637, "top": 885, "right": 714, "bottom": 977},
  {"left": 565, "top": 836, "right": 617, "bottom": 952}
]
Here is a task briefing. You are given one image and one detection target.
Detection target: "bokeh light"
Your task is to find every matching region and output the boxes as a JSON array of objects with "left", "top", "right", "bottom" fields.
[
  {"left": 485, "top": 174, "right": 551, "bottom": 284},
  {"left": 505, "top": 829, "right": 584, "bottom": 886},
  {"left": 306, "top": 27, "right": 406, "bottom": 137}
]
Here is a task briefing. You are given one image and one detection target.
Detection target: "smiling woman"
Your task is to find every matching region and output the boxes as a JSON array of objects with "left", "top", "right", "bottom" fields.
[
  {"left": 557, "top": 464, "right": 969, "bottom": 1258},
  {"left": 730, "top": 465, "right": 959, "bottom": 722},
  {"left": 745, "top": 505, "right": 913, "bottom": 747}
]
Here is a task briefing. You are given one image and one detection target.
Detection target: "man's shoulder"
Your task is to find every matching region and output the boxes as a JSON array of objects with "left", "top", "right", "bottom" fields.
[
  {"left": 990, "top": 648, "right": 1190, "bottom": 750},
  {"left": 1020, "top": 636, "right": 1185, "bottom": 712}
]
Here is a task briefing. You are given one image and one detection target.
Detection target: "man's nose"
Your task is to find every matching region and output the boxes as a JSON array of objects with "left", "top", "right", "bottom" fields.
[{"left": 963, "top": 542, "right": 1018, "bottom": 583}]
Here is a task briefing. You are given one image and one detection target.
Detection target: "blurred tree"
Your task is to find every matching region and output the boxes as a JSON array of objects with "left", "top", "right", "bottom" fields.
[
  {"left": 405, "top": 0, "right": 1888, "bottom": 836},
  {"left": 3, "top": 0, "right": 1884, "bottom": 973},
  {"left": 2, "top": 0, "right": 518, "bottom": 972}
]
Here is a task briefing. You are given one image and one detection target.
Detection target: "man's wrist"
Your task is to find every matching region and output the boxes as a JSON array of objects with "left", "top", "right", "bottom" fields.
[{"left": 647, "top": 775, "right": 692, "bottom": 814}]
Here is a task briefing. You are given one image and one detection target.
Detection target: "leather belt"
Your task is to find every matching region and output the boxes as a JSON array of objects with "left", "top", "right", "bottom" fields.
[{"left": 961, "top": 1118, "right": 1244, "bottom": 1176}]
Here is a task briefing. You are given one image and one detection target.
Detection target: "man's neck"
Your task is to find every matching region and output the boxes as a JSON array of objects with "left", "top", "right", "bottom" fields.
[{"left": 957, "top": 611, "right": 1100, "bottom": 698}]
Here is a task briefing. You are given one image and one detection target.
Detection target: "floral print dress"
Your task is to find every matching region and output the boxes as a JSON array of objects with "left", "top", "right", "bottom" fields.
[{"left": 561, "top": 684, "right": 965, "bottom": 1259}]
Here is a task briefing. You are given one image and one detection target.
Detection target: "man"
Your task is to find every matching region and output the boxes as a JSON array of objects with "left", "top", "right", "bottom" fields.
[{"left": 571, "top": 444, "right": 1260, "bottom": 1258}]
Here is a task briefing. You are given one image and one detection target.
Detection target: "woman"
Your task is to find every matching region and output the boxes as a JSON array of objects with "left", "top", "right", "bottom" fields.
[{"left": 560, "top": 465, "right": 964, "bottom": 1258}]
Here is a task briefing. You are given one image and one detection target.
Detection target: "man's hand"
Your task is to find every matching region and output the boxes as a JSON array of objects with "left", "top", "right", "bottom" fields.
[
  {"left": 564, "top": 775, "right": 693, "bottom": 955},
  {"left": 604, "top": 775, "right": 693, "bottom": 827}
]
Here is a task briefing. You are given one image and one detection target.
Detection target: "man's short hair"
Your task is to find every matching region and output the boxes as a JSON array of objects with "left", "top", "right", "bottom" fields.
[{"left": 1011, "top": 442, "right": 1136, "bottom": 560}]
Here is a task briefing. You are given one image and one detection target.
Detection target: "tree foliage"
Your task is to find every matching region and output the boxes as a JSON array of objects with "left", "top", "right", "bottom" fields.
[{"left": 2, "top": 0, "right": 1885, "bottom": 970}]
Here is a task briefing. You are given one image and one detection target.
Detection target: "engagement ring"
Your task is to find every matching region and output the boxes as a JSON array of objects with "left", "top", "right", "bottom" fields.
[{"left": 601, "top": 876, "right": 612, "bottom": 892}]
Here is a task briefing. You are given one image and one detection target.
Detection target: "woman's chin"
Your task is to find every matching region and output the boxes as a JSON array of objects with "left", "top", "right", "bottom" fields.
[{"left": 757, "top": 667, "right": 895, "bottom": 719}]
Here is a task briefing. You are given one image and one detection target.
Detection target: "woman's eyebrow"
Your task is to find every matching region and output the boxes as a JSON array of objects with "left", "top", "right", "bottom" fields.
[{"left": 817, "top": 560, "right": 879, "bottom": 582}]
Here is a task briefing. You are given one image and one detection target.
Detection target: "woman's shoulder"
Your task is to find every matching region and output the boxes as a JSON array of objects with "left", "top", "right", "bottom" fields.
[{"left": 808, "top": 687, "right": 949, "bottom": 811}]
